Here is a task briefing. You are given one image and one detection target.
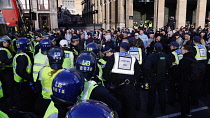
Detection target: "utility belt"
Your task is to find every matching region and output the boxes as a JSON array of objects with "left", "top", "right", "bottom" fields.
[{"left": 107, "top": 79, "right": 135, "bottom": 90}]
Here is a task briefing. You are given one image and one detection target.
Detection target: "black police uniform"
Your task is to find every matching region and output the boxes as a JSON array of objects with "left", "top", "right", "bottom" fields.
[
  {"left": 0, "top": 47, "right": 14, "bottom": 106},
  {"left": 103, "top": 53, "right": 141, "bottom": 118},
  {"left": 144, "top": 51, "right": 170, "bottom": 114},
  {"left": 14, "top": 52, "right": 35, "bottom": 112}
]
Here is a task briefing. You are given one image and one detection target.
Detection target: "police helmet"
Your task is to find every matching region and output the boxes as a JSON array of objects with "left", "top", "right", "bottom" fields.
[
  {"left": 0, "top": 35, "right": 11, "bottom": 47},
  {"left": 40, "top": 38, "right": 52, "bottom": 54},
  {"left": 16, "top": 38, "right": 30, "bottom": 53},
  {"left": 51, "top": 69, "right": 84, "bottom": 107},
  {"left": 47, "top": 47, "right": 65, "bottom": 69},
  {"left": 66, "top": 100, "right": 115, "bottom": 118},
  {"left": 76, "top": 51, "right": 97, "bottom": 80},
  {"left": 85, "top": 43, "right": 99, "bottom": 57}
]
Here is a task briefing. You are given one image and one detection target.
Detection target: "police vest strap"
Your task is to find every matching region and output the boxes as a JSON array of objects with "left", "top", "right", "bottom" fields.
[
  {"left": 44, "top": 101, "right": 58, "bottom": 118},
  {"left": 208, "top": 50, "right": 210, "bottom": 64},
  {"left": 0, "top": 110, "right": 9, "bottom": 118},
  {"left": 0, "top": 48, "right": 12, "bottom": 67},
  {"left": 0, "top": 81, "right": 3, "bottom": 98},
  {"left": 194, "top": 45, "right": 207, "bottom": 60},
  {"left": 80, "top": 81, "right": 98, "bottom": 101},
  {"left": 128, "top": 47, "right": 143, "bottom": 65},
  {"left": 172, "top": 51, "right": 179, "bottom": 64},
  {"left": 111, "top": 52, "right": 135, "bottom": 75}
]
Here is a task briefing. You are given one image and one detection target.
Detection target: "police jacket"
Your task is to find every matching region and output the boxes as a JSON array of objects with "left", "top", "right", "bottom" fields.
[
  {"left": 143, "top": 51, "right": 171, "bottom": 79},
  {"left": 103, "top": 53, "right": 141, "bottom": 85},
  {"left": 15, "top": 52, "right": 34, "bottom": 82},
  {"left": 0, "top": 48, "right": 13, "bottom": 66}
]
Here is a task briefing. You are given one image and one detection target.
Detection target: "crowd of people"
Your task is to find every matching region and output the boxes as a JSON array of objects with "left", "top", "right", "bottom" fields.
[{"left": 0, "top": 25, "right": 210, "bottom": 118}]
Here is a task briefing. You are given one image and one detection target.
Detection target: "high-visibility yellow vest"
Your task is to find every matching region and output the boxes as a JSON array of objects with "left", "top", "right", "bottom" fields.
[
  {"left": 13, "top": 53, "right": 32, "bottom": 83},
  {"left": 194, "top": 44, "right": 207, "bottom": 61},
  {"left": 128, "top": 47, "right": 143, "bottom": 65},
  {"left": 208, "top": 50, "right": 210, "bottom": 64},
  {"left": 172, "top": 51, "right": 179, "bottom": 64},
  {"left": 78, "top": 80, "right": 98, "bottom": 101},
  {"left": 63, "top": 50, "right": 74, "bottom": 68},
  {"left": 0, "top": 48, "right": 12, "bottom": 67},
  {"left": 149, "top": 23, "right": 153, "bottom": 28},
  {"left": 33, "top": 53, "right": 49, "bottom": 82},
  {"left": 44, "top": 101, "right": 58, "bottom": 118},
  {"left": 0, "top": 81, "right": 3, "bottom": 98},
  {"left": 0, "top": 110, "right": 9, "bottom": 118},
  {"left": 38, "top": 66, "right": 63, "bottom": 99},
  {"left": 111, "top": 52, "right": 136, "bottom": 75}
]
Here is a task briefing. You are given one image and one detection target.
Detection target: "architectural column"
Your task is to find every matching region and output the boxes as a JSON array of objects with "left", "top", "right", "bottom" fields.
[
  {"left": 154, "top": 0, "right": 165, "bottom": 29},
  {"left": 98, "top": 0, "right": 103, "bottom": 24},
  {"left": 125, "top": 0, "right": 133, "bottom": 29},
  {"left": 50, "top": 0, "right": 58, "bottom": 29},
  {"left": 105, "top": 0, "right": 110, "bottom": 30},
  {"left": 102, "top": 0, "right": 106, "bottom": 28},
  {"left": 32, "top": 0, "right": 39, "bottom": 29},
  {"left": 176, "top": 0, "right": 187, "bottom": 28},
  {"left": 111, "top": 0, "right": 116, "bottom": 29},
  {"left": 94, "top": 0, "right": 98, "bottom": 24},
  {"left": 196, "top": 0, "right": 207, "bottom": 28},
  {"left": 117, "top": 0, "right": 125, "bottom": 29}
]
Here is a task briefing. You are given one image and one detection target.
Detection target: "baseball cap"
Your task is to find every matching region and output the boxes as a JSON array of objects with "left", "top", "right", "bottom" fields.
[
  {"left": 154, "top": 43, "right": 162, "bottom": 49},
  {"left": 135, "top": 33, "right": 139, "bottom": 36},
  {"left": 103, "top": 47, "right": 115, "bottom": 54},
  {"left": 168, "top": 41, "right": 179, "bottom": 48},
  {"left": 120, "top": 42, "right": 130, "bottom": 51},
  {"left": 71, "top": 36, "right": 79, "bottom": 42},
  {"left": 129, "top": 37, "right": 137, "bottom": 43},
  {"left": 193, "top": 36, "right": 201, "bottom": 42},
  {"left": 59, "top": 39, "right": 68, "bottom": 47}
]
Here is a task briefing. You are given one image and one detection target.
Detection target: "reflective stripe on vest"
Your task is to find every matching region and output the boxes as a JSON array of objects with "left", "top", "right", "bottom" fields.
[
  {"left": 111, "top": 52, "right": 136, "bottom": 75},
  {"left": 99, "top": 59, "right": 107, "bottom": 68},
  {"left": 39, "top": 67, "right": 63, "bottom": 99},
  {"left": 0, "top": 81, "right": 3, "bottom": 98},
  {"left": 194, "top": 45, "right": 207, "bottom": 60},
  {"left": 13, "top": 53, "right": 32, "bottom": 83},
  {"left": 128, "top": 47, "right": 143, "bottom": 65},
  {"left": 63, "top": 50, "right": 74, "bottom": 68},
  {"left": 44, "top": 101, "right": 58, "bottom": 118},
  {"left": 0, "top": 48, "right": 12, "bottom": 67},
  {"left": 79, "top": 81, "right": 98, "bottom": 101},
  {"left": 172, "top": 51, "right": 179, "bottom": 64},
  {"left": 33, "top": 53, "right": 49, "bottom": 82},
  {"left": 0, "top": 110, "right": 9, "bottom": 118}
]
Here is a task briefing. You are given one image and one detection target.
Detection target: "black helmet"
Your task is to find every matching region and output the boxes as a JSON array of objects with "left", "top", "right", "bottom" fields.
[{"left": 47, "top": 47, "right": 65, "bottom": 69}]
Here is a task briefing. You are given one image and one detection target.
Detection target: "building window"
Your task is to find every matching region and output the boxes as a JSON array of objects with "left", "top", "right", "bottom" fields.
[
  {"left": 38, "top": 0, "right": 49, "bottom": 11},
  {"left": 0, "top": 0, "right": 13, "bottom": 9},
  {"left": 20, "top": 0, "right": 30, "bottom": 10}
]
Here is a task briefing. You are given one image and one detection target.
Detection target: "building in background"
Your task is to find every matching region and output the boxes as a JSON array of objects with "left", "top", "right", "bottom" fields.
[
  {"left": 57, "top": 0, "right": 82, "bottom": 15},
  {"left": 81, "top": 0, "right": 210, "bottom": 30},
  {"left": 20, "top": 0, "right": 58, "bottom": 30}
]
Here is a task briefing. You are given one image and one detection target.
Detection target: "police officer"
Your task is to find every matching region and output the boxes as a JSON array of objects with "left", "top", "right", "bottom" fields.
[
  {"left": 33, "top": 39, "right": 52, "bottom": 82},
  {"left": 193, "top": 36, "right": 208, "bottom": 97},
  {"left": 103, "top": 42, "right": 141, "bottom": 118},
  {"left": 13, "top": 38, "right": 34, "bottom": 112},
  {"left": 0, "top": 36, "right": 14, "bottom": 107},
  {"left": 66, "top": 100, "right": 116, "bottom": 118},
  {"left": 44, "top": 68, "right": 120, "bottom": 118},
  {"left": 144, "top": 43, "right": 170, "bottom": 114},
  {"left": 59, "top": 39, "right": 74, "bottom": 68},
  {"left": 100, "top": 47, "right": 115, "bottom": 68},
  {"left": 69, "top": 36, "right": 82, "bottom": 59},
  {"left": 35, "top": 47, "right": 65, "bottom": 118},
  {"left": 34, "top": 34, "right": 43, "bottom": 55},
  {"left": 168, "top": 42, "right": 180, "bottom": 106}
]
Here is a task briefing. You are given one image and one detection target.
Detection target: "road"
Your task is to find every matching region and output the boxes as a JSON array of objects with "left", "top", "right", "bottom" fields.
[{"left": 136, "top": 91, "right": 210, "bottom": 118}]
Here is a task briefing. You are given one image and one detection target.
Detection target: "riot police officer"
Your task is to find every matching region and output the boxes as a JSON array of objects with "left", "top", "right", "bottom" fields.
[
  {"left": 0, "top": 36, "right": 14, "bottom": 107},
  {"left": 13, "top": 38, "right": 34, "bottom": 112},
  {"left": 33, "top": 39, "right": 52, "bottom": 82},
  {"left": 35, "top": 47, "right": 65, "bottom": 118},
  {"left": 66, "top": 100, "right": 117, "bottom": 118},
  {"left": 103, "top": 42, "right": 141, "bottom": 118},
  {"left": 144, "top": 43, "right": 170, "bottom": 114},
  {"left": 69, "top": 36, "right": 82, "bottom": 59}
]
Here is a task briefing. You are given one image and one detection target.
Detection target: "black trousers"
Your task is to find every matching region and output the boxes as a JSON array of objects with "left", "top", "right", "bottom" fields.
[
  {"left": 34, "top": 96, "right": 51, "bottom": 118},
  {"left": 147, "top": 79, "right": 166, "bottom": 114},
  {"left": 113, "top": 84, "right": 137, "bottom": 118},
  {"left": 0, "top": 68, "right": 14, "bottom": 107}
]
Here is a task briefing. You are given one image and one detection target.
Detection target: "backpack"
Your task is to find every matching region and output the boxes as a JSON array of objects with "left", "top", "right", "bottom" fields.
[
  {"left": 184, "top": 57, "right": 205, "bottom": 81},
  {"left": 156, "top": 52, "right": 167, "bottom": 77}
]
